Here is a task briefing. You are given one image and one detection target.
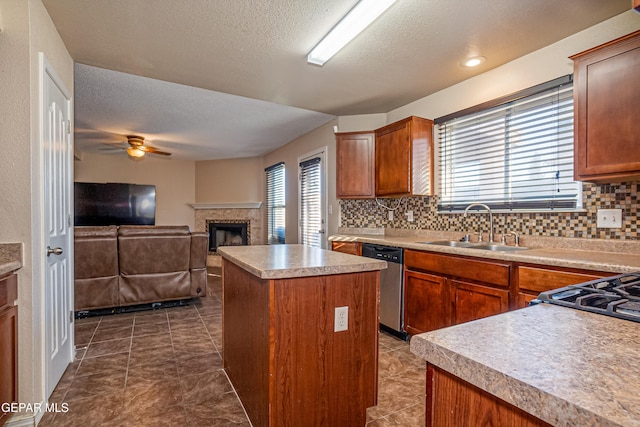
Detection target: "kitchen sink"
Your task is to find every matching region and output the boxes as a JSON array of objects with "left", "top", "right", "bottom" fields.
[
  {"left": 417, "top": 240, "right": 528, "bottom": 252},
  {"left": 416, "top": 240, "right": 476, "bottom": 248},
  {"left": 471, "top": 244, "right": 529, "bottom": 252}
]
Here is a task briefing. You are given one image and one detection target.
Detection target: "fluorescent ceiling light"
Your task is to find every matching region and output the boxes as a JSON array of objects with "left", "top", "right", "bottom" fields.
[{"left": 307, "top": 0, "right": 397, "bottom": 66}]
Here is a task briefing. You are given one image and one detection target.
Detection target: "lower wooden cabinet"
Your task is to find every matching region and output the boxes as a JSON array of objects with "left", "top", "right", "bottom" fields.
[
  {"left": 515, "top": 265, "right": 608, "bottom": 308},
  {"left": 453, "top": 280, "right": 509, "bottom": 325},
  {"left": 331, "top": 241, "right": 361, "bottom": 256},
  {"left": 404, "top": 250, "right": 510, "bottom": 335},
  {"left": 404, "top": 271, "right": 450, "bottom": 335},
  {"left": 426, "top": 364, "right": 552, "bottom": 427},
  {"left": 0, "top": 273, "right": 18, "bottom": 424}
]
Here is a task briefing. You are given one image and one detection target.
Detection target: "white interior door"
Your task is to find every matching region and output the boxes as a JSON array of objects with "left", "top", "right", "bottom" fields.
[
  {"left": 42, "top": 54, "right": 74, "bottom": 399},
  {"left": 298, "top": 148, "right": 328, "bottom": 249}
]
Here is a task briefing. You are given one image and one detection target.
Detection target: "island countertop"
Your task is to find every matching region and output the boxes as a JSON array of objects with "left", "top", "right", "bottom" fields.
[
  {"left": 410, "top": 304, "right": 640, "bottom": 426},
  {"left": 217, "top": 244, "right": 387, "bottom": 279}
]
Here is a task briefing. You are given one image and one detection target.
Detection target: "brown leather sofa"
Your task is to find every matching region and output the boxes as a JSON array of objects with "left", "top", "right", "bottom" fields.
[{"left": 74, "top": 225, "right": 208, "bottom": 312}]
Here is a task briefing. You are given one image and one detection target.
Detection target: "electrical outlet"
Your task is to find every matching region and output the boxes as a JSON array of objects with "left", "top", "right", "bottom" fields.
[
  {"left": 334, "top": 306, "right": 348, "bottom": 332},
  {"left": 597, "top": 209, "right": 622, "bottom": 228},
  {"left": 406, "top": 210, "right": 414, "bottom": 222},
  {"left": 388, "top": 211, "right": 393, "bottom": 221}
]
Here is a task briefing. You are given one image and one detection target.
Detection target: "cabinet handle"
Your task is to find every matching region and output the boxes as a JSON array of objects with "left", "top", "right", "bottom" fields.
[{"left": 46, "top": 246, "right": 63, "bottom": 256}]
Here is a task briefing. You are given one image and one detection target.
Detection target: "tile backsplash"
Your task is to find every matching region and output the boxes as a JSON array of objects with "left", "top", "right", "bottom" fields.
[{"left": 339, "top": 182, "right": 639, "bottom": 240}]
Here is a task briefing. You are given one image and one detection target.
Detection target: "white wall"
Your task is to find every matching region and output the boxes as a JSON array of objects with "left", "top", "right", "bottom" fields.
[
  {"left": 74, "top": 153, "right": 196, "bottom": 229},
  {"left": 263, "top": 119, "right": 339, "bottom": 244},
  {"left": 195, "top": 157, "right": 263, "bottom": 203}
]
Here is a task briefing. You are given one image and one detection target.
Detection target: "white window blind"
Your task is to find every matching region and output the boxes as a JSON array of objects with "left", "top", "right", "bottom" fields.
[
  {"left": 437, "top": 76, "right": 580, "bottom": 211},
  {"left": 265, "top": 162, "right": 285, "bottom": 244},
  {"left": 299, "top": 157, "right": 322, "bottom": 248}
]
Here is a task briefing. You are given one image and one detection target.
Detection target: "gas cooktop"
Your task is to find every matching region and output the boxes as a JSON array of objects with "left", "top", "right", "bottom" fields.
[{"left": 533, "top": 272, "right": 640, "bottom": 323}]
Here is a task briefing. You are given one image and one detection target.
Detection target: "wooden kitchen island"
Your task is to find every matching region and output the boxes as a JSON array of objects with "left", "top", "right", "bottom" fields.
[{"left": 217, "top": 244, "right": 387, "bottom": 427}]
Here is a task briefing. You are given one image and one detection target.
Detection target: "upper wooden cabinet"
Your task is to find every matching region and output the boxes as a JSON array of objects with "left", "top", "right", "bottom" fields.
[
  {"left": 335, "top": 131, "right": 375, "bottom": 199},
  {"left": 571, "top": 30, "right": 640, "bottom": 182},
  {"left": 375, "top": 116, "right": 434, "bottom": 197}
]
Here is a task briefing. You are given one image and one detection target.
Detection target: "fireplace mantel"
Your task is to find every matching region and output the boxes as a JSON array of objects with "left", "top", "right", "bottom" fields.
[{"left": 189, "top": 202, "right": 262, "bottom": 210}]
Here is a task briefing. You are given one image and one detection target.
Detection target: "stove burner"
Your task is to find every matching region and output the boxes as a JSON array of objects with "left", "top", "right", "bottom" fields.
[
  {"left": 534, "top": 272, "right": 640, "bottom": 323},
  {"left": 616, "top": 301, "right": 640, "bottom": 318}
]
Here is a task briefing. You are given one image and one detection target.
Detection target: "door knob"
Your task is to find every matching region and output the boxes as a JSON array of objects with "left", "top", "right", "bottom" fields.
[{"left": 46, "top": 246, "right": 63, "bottom": 256}]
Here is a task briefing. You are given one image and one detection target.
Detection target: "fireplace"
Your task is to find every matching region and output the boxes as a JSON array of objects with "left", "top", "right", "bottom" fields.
[{"left": 207, "top": 221, "right": 249, "bottom": 252}]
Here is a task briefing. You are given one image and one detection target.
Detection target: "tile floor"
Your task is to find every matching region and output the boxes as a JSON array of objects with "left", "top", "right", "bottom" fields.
[{"left": 40, "top": 268, "right": 425, "bottom": 426}]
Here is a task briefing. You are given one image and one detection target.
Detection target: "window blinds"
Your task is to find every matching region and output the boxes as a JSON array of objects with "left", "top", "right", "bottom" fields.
[
  {"left": 437, "top": 76, "right": 579, "bottom": 211},
  {"left": 265, "top": 162, "right": 285, "bottom": 244},
  {"left": 299, "top": 157, "right": 322, "bottom": 248}
]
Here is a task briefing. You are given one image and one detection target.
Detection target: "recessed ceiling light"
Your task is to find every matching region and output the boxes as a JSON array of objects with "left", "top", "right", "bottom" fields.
[
  {"left": 462, "top": 56, "right": 486, "bottom": 68},
  {"left": 307, "top": 0, "right": 397, "bottom": 66}
]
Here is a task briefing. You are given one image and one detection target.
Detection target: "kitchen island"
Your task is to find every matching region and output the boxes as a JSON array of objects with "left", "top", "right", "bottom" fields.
[
  {"left": 217, "top": 244, "right": 387, "bottom": 427},
  {"left": 410, "top": 303, "right": 640, "bottom": 426}
]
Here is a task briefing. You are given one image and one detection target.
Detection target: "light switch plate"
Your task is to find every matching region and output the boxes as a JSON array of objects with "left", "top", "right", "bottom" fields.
[{"left": 597, "top": 209, "right": 622, "bottom": 228}]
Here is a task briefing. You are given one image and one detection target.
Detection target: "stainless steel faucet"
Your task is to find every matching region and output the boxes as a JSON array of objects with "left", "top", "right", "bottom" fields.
[{"left": 463, "top": 203, "right": 494, "bottom": 243}]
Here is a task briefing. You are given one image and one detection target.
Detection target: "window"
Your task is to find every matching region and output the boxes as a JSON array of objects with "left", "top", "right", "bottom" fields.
[
  {"left": 437, "top": 75, "right": 580, "bottom": 211},
  {"left": 299, "top": 155, "right": 324, "bottom": 248},
  {"left": 265, "top": 162, "right": 285, "bottom": 244}
]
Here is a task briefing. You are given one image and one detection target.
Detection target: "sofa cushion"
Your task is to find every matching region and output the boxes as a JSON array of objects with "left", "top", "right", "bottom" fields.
[
  {"left": 74, "top": 226, "right": 119, "bottom": 279},
  {"left": 118, "top": 226, "right": 191, "bottom": 274}
]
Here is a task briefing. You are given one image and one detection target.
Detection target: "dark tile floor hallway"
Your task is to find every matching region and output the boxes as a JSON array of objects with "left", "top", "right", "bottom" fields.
[{"left": 40, "top": 268, "right": 425, "bottom": 426}]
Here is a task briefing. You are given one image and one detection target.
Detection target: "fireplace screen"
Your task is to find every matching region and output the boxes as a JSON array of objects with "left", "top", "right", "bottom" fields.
[{"left": 208, "top": 222, "right": 248, "bottom": 252}]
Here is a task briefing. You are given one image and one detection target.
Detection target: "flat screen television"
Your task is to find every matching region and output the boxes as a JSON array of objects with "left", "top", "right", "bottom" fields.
[{"left": 74, "top": 182, "right": 156, "bottom": 226}]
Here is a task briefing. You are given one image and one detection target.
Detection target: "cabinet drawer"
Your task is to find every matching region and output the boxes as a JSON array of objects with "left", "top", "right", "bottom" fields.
[
  {"left": 517, "top": 266, "right": 606, "bottom": 294},
  {"left": 405, "top": 250, "right": 510, "bottom": 288},
  {"left": 331, "top": 242, "right": 361, "bottom": 256},
  {"left": 0, "top": 274, "right": 17, "bottom": 312}
]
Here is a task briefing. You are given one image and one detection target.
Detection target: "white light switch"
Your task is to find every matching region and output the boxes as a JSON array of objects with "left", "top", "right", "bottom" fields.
[{"left": 597, "top": 209, "right": 622, "bottom": 228}]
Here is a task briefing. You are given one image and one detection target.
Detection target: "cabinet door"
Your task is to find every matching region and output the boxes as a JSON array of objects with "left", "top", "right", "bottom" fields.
[
  {"left": 336, "top": 132, "right": 375, "bottom": 199},
  {"left": 375, "top": 120, "right": 411, "bottom": 196},
  {"left": 572, "top": 30, "right": 640, "bottom": 181},
  {"left": 453, "top": 280, "right": 509, "bottom": 325},
  {"left": 0, "top": 305, "right": 17, "bottom": 420},
  {"left": 374, "top": 116, "right": 434, "bottom": 197},
  {"left": 404, "top": 270, "right": 450, "bottom": 335},
  {"left": 331, "top": 241, "right": 361, "bottom": 256}
]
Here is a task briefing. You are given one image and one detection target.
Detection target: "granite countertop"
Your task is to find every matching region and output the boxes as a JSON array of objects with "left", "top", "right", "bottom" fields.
[
  {"left": 0, "top": 243, "right": 23, "bottom": 276},
  {"left": 217, "top": 244, "right": 387, "bottom": 279},
  {"left": 410, "top": 304, "right": 640, "bottom": 426},
  {"left": 329, "top": 232, "right": 640, "bottom": 273}
]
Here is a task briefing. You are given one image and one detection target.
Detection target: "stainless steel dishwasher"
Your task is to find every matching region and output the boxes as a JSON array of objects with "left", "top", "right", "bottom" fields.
[{"left": 361, "top": 243, "right": 407, "bottom": 340}]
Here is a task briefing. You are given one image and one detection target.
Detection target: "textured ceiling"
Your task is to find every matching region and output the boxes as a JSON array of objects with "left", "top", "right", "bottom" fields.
[{"left": 42, "top": 0, "right": 631, "bottom": 160}]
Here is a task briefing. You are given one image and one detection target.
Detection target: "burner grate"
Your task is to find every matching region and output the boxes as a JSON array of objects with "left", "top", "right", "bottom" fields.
[{"left": 535, "top": 272, "right": 640, "bottom": 323}]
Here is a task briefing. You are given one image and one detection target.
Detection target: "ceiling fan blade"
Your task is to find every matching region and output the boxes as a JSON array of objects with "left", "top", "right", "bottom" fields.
[{"left": 139, "top": 145, "right": 172, "bottom": 156}]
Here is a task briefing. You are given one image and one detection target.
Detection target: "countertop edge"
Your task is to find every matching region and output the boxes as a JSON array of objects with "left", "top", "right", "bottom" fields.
[
  {"left": 0, "top": 261, "right": 22, "bottom": 277},
  {"left": 329, "top": 234, "right": 640, "bottom": 273},
  {"left": 218, "top": 244, "right": 387, "bottom": 279}
]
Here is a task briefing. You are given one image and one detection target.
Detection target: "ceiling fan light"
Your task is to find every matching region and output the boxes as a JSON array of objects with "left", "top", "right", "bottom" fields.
[{"left": 127, "top": 146, "right": 145, "bottom": 158}]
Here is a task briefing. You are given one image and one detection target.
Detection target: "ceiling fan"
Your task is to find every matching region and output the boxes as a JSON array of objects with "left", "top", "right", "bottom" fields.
[{"left": 122, "top": 135, "right": 172, "bottom": 158}]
